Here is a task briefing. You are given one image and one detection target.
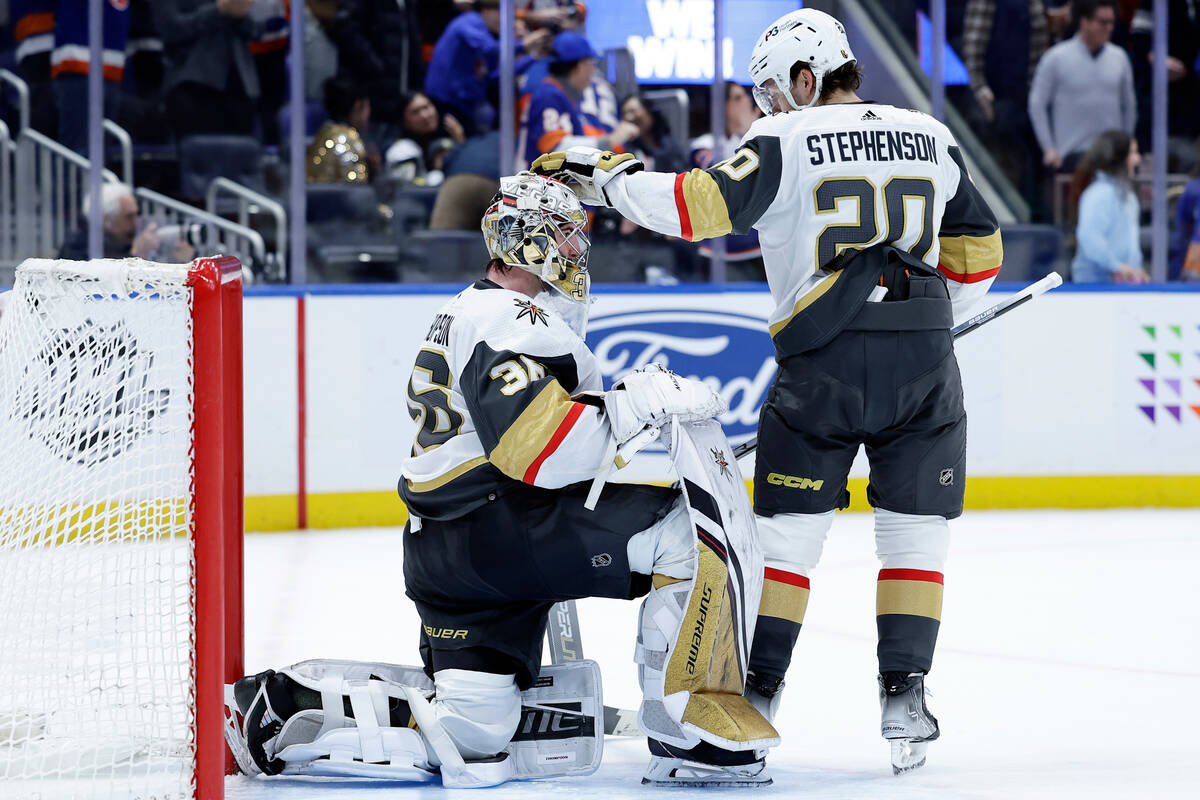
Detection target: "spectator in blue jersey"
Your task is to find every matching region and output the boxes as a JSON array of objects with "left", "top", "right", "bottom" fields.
[
  {"left": 154, "top": 0, "right": 262, "bottom": 138},
  {"left": 1170, "top": 138, "right": 1200, "bottom": 281},
  {"left": 1070, "top": 129, "right": 1149, "bottom": 283},
  {"left": 425, "top": 0, "right": 552, "bottom": 136},
  {"left": 51, "top": 0, "right": 130, "bottom": 153},
  {"left": 520, "top": 32, "right": 638, "bottom": 167},
  {"left": 12, "top": 0, "right": 58, "bottom": 136},
  {"left": 249, "top": 0, "right": 289, "bottom": 146}
]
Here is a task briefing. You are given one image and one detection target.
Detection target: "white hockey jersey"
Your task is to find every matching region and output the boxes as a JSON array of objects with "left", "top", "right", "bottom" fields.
[
  {"left": 604, "top": 102, "right": 1003, "bottom": 348},
  {"left": 400, "top": 281, "right": 611, "bottom": 521}
]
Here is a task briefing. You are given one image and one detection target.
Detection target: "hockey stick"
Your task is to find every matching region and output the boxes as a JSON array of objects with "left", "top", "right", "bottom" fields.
[
  {"left": 547, "top": 601, "right": 643, "bottom": 736},
  {"left": 731, "top": 272, "right": 1063, "bottom": 460}
]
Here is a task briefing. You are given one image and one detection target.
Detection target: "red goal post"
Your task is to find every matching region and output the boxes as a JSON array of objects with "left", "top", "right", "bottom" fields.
[
  {"left": 191, "top": 256, "right": 245, "bottom": 799},
  {"left": 0, "top": 256, "right": 244, "bottom": 800}
]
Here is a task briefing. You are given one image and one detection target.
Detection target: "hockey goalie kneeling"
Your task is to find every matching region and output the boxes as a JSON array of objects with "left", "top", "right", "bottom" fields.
[{"left": 223, "top": 173, "right": 777, "bottom": 787}]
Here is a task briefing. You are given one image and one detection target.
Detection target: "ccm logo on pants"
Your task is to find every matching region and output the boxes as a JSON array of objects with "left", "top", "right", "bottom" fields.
[{"left": 766, "top": 473, "right": 824, "bottom": 490}]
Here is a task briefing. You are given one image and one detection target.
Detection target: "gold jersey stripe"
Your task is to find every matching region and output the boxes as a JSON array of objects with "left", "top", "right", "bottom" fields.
[
  {"left": 680, "top": 169, "right": 734, "bottom": 241},
  {"left": 405, "top": 455, "right": 489, "bottom": 492},
  {"left": 877, "top": 578, "right": 944, "bottom": 620},
  {"left": 937, "top": 229, "right": 1003, "bottom": 275},
  {"left": 759, "top": 580, "right": 810, "bottom": 624},
  {"left": 489, "top": 382, "right": 576, "bottom": 480},
  {"left": 768, "top": 270, "right": 844, "bottom": 338}
]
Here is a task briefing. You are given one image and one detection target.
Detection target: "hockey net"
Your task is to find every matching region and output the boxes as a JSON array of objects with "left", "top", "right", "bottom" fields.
[{"left": 0, "top": 257, "right": 243, "bottom": 800}]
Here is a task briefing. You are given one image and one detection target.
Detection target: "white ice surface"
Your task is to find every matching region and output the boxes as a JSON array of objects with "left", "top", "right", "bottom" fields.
[{"left": 229, "top": 509, "right": 1200, "bottom": 799}]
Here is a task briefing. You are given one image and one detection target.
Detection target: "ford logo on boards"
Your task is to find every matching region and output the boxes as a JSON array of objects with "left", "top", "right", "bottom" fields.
[{"left": 585, "top": 310, "right": 775, "bottom": 444}]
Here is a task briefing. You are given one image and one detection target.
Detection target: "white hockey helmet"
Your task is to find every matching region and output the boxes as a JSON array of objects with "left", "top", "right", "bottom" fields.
[
  {"left": 481, "top": 171, "right": 591, "bottom": 311},
  {"left": 748, "top": 8, "right": 855, "bottom": 115}
]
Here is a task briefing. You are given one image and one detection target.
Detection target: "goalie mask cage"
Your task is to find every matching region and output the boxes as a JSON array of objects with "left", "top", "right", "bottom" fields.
[{"left": 0, "top": 257, "right": 244, "bottom": 800}]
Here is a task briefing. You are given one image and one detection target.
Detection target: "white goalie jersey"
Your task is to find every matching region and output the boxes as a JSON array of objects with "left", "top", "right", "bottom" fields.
[
  {"left": 603, "top": 102, "right": 1003, "bottom": 349},
  {"left": 400, "top": 280, "right": 611, "bottom": 521}
]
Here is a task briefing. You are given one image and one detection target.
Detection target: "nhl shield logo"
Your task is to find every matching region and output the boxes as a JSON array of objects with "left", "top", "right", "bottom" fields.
[{"left": 939, "top": 468, "right": 954, "bottom": 486}]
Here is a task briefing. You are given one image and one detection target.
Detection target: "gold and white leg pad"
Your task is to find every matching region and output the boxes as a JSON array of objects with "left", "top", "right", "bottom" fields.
[{"left": 635, "top": 420, "right": 781, "bottom": 753}]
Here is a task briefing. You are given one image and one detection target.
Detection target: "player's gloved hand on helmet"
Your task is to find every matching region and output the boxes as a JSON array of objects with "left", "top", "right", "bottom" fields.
[
  {"left": 603, "top": 363, "right": 727, "bottom": 444},
  {"left": 530, "top": 146, "right": 644, "bottom": 207}
]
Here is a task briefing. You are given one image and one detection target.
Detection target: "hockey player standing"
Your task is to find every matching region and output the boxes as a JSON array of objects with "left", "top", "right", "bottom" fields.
[
  {"left": 223, "top": 173, "right": 780, "bottom": 787},
  {"left": 533, "top": 8, "right": 1003, "bottom": 774}
]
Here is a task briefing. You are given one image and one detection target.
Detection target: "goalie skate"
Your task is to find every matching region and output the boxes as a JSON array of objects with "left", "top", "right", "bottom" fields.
[
  {"left": 642, "top": 739, "right": 770, "bottom": 787},
  {"left": 879, "top": 671, "right": 939, "bottom": 775}
]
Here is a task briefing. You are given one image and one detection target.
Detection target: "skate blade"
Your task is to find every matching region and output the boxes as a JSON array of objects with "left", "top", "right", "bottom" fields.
[
  {"left": 642, "top": 758, "right": 772, "bottom": 787},
  {"left": 889, "top": 739, "right": 928, "bottom": 775},
  {"left": 642, "top": 776, "right": 773, "bottom": 788}
]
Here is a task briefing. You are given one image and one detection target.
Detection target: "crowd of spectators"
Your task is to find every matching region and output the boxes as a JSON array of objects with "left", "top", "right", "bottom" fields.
[
  {"left": 952, "top": 0, "right": 1199, "bottom": 281},
  {"left": 2, "top": 0, "right": 1198, "bottom": 283}
]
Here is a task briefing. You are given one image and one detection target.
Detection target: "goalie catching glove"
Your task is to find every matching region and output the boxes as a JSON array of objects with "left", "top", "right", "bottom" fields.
[
  {"left": 604, "top": 364, "right": 727, "bottom": 446},
  {"left": 530, "top": 146, "right": 643, "bottom": 207}
]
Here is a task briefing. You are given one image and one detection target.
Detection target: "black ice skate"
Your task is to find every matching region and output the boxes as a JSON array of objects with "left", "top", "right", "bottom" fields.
[
  {"left": 642, "top": 738, "right": 771, "bottom": 787},
  {"left": 744, "top": 670, "right": 785, "bottom": 723},
  {"left": 879, "top": 671, "right": 939, "bottom": 775}
]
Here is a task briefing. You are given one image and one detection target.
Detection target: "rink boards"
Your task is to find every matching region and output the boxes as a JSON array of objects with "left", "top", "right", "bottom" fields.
[{"left": 239, "top": 283, "right": 1200, "bottom": 531}]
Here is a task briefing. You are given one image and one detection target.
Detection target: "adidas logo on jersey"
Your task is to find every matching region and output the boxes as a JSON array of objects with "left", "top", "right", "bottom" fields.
[{"left": 861, "top": 109, "right": 882, "bottom": 121}]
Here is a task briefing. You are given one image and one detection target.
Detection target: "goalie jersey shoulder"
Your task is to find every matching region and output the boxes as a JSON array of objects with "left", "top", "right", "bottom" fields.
[
  {"left": 401, "top": 281, "right": 605, "bottom": 521},
  {"left": 429, "top": 282, "right": 601, "bottom": 395}
]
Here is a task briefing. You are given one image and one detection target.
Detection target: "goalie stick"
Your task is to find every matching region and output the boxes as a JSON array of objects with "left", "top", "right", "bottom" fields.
[
  {"left": 547, "top": 601, "right": 642, "bottom": 737},
  {"left": 551, "top": 272, "right": 1062, "bottom": 737}
]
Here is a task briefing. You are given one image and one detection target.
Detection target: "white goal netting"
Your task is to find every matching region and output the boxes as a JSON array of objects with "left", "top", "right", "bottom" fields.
[{"left": 0, "top": 260, "right": 197, "bottom": 799}]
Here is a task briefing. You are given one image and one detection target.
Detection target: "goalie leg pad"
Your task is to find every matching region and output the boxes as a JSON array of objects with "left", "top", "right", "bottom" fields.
[
  {"left": 224, "top": 659, "right": 603, "bottom": 787},
  {"left": 223, "top": 661, "right": 442, "bottom": 782},
  {"left": 635, "top": 420, "right": 780, "bottom": 754}
]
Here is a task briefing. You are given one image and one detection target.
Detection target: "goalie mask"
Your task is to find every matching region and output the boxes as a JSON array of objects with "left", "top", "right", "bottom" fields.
[
  {"left": 748, "top": 8, "right": 855, "bottom": 114},
  {"left": 482, "top": 172, "right": 592, "bottom": 336}
]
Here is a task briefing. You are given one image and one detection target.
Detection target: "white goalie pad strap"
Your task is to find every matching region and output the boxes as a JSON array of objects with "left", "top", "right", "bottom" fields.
[
  {"left": 270, "top": 671, "right": 433, "bottom": 779},
  {"left": 317, "top": 675, "right": 346, "bottom": 737},
  {"left": 286, "top": 658, "right": 434, "bottom": 690},
  {"left": 402, "top": 685, "right": 476, "bottom": 786},
  {"left": 347, "top": 682, "right": 388, "bottom": 763},
  {"left": 637, "top": 420, "right": 779, "bottom": 753},
  {"left": 276, "top": 726, "right": 436, "bottom": 782}
]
